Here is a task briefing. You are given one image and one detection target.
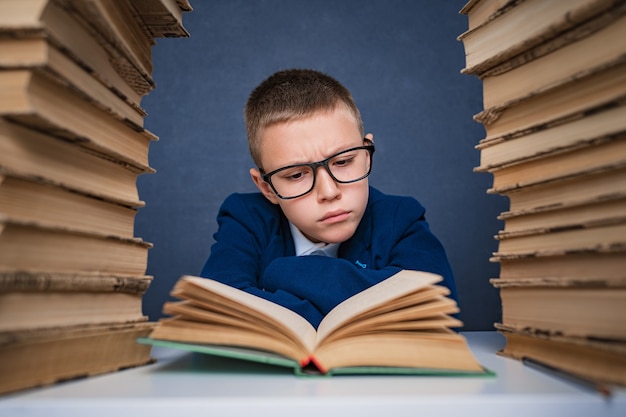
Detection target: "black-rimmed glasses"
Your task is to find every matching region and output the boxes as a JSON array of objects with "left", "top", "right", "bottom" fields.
[{"left": 261, "top": 139, "right": 375, "bottom": 200}]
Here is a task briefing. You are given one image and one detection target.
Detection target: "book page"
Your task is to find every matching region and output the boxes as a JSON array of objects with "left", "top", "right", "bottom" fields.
[
  {"left": 339, "top": 285, "right": 450, "bottom": 324},
  {"left": 322, "top": 313, "right": 462, "bottom": 345},
  {"left": 315, "top": 270, "right": 442, "bottom": 345},
  {"left": 314, "top": 330, "right": 484, "bottom": 373},
  {"left": 150, "top": 319, "right": 307, "bottom": 361},
  {"left": 163, "top": 299, "right": 312, "bottom": 354},
  {"left": 179, "top": 276, "right": 317, "bottom": 352}
]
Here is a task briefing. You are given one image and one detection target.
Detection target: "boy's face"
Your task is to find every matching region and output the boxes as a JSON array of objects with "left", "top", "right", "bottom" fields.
[{"left": 250, "top": 106, "right": 370, "bottom": 244}]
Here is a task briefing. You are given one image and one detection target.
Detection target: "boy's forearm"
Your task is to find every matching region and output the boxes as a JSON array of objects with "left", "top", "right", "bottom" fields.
[{"left": 260, "top": 256, "right": 401, "bottom": 315}]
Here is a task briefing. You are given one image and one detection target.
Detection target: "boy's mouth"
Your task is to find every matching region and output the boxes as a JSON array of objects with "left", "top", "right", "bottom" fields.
[{"left": 320, "top": 210, "right": 350, "bottom": 224}]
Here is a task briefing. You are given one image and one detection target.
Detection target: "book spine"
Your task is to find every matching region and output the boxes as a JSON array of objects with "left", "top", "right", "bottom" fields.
[{"left": 0, "top": 271, "right": 152, "bottom": 294}]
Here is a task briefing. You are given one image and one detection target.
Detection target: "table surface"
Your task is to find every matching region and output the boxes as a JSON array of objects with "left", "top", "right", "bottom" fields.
[{"left": 1, "top": 331, "right": 624, "bottom": 417}]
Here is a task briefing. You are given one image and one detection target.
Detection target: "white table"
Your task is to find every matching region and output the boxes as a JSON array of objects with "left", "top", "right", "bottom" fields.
[{"left": 1, "top": 332, "right": 624, "bottom": 417}]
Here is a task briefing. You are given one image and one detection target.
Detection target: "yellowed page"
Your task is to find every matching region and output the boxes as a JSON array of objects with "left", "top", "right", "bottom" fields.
[
  {"left": 314, "top": 330, "right": 484, "bottom": 373},
  {"left": 315, "top": 270, "right": 442, "bottom": 344},
  {"left": 163, "top": 301, "right": 283, "bottom": 338},
  {"left": 322, "top": 313, "right": 462, "bottom": 345},
  {"left": 180, "top": 276, "right": 317, "bottom": 352},
  {"left": 322, "top": 298, "right": 460, "bottom": 345},
  {"left": 150, "top": 318, "right": 306, "bottom": 361},
  {"left": 338, "top": 285, "right": 450, "bottom": 324}
]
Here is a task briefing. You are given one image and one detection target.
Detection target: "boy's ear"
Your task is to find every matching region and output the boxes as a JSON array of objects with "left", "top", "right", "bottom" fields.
[
  {"left": 365, "top": 132, "right": 374, "bottom": 142},
  {"left": 250, "top": 168, "right": 280, "bottom": 205}
]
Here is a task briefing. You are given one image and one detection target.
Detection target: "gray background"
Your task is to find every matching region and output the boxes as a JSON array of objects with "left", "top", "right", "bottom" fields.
[{"left": 136, "top": 0, "right": 508, "bottom": 330}]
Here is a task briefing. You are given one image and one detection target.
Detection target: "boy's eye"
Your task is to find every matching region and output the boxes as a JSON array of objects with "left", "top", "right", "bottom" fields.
[
  {"left": 332, "top": 155, "right": 355, "bottom": 168},
  {"left": 288, "top": 172, "right": 304, "bottom": 180},
  {"left": 279, "top": 167, "right": 312, "bottom": 181}
]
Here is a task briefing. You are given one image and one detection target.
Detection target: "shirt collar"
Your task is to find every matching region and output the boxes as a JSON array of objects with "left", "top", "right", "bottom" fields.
[{"left": 289, "top": 223, "right": 339, "bottom": 257}]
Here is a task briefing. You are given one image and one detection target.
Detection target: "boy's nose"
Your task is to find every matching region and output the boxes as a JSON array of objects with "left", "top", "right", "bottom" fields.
[{"left": 314, "top": 167, "right": 341, "bottom": 201}]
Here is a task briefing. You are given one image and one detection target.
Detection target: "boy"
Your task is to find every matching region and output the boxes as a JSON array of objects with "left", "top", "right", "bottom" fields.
[{"left": 200, "top": 69, "right": 457, "bottom": 328}]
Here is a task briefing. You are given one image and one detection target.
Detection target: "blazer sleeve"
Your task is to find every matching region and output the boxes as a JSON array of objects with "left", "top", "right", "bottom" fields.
[
  {"left": 200, "top": 194, "right": 325, "bottom": 327},
  {"left": 259, "top": 255, "right": 395, "bottom": 317},
  {"left": 260, "top": 194, "right": 457, "bottom": 317},
  {"left": 201, "top": 192, "right": 456, "bottom": 328},
  {"left": 382, "top": 196, "right": 458, "bottom": 302}
]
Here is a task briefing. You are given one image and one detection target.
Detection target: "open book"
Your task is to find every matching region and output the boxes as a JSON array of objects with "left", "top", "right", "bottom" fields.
[{"left": 139, "top": 270, "right": 489, "bottom": 376}]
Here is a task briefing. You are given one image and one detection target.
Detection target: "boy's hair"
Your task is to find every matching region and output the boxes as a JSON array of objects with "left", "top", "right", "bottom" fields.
[{"left": 245, "top": 69, "right": 364, "bottom": 168}]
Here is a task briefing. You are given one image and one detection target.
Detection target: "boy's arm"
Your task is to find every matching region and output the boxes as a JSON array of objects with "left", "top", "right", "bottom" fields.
[
  {"left": 201, "top": 192, "right": 455, "bottom": 326},
  {"left": 260, "top": 256, "right": 396, "bottom": 315},
  {"left": 200, "top": 194, "right": 325, "bottom": 327},
  {"left": 260, "top": 196, "right": 457, "bottom": 316}
]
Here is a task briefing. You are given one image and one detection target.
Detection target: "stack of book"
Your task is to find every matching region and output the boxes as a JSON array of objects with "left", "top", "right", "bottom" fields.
[
  {"left": 0, "top": 0, "right": 191, "bottom": 395},
  {"left": 458, "top": 0, "right": 626, "bottom": 387}
]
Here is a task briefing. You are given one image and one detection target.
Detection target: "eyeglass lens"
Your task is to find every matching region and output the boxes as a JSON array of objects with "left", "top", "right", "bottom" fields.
[{"left": 269, "top": 147, "right": 371, "bottom": 199}]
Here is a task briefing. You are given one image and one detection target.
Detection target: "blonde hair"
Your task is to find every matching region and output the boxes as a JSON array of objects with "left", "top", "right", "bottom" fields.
[{"left": 245, "top": 69, "right": 364, "bottom": 168}]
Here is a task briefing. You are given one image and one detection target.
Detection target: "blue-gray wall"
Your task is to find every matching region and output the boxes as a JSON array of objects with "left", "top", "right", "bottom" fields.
[{"left": 136, "top": 0, "right": 508, "bottom": 330}]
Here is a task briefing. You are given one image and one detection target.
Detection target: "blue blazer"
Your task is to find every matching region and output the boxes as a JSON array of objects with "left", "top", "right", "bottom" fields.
[{"left": 201, "top": 187, "right": 457, "bottom": 328}]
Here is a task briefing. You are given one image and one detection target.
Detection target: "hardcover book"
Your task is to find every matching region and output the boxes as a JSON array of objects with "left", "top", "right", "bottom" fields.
[{"left": 140, "top": 270, "right": 491, "bottom": 376}]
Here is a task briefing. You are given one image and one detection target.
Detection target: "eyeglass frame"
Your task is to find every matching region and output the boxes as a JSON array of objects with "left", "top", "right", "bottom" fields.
[{"left": 260, "top": 138, "right": 375, "bottom": 200}]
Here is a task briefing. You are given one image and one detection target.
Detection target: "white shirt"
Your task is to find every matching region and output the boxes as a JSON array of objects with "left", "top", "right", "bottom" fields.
[{"left": 289, "top": 223, "right": 339, "bottom": 257}]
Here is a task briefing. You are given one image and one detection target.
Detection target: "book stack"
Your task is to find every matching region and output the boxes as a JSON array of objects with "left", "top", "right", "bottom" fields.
[
  {"left": 0, "top": 0, "right": 191, "bottom": 395},
  {"left": 458, "top": 0, "right": 626, "bottom": 387}
]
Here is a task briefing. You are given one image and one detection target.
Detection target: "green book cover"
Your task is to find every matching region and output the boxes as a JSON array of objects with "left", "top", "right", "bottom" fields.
[{"left": 137, "top": 337, "right": 494, "bottom": 377}]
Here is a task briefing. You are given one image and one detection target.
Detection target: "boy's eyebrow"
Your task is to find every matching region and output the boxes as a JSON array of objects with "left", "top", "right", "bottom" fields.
[{"left": 278, "top": 140, "right": 364, "bottom": 167}]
